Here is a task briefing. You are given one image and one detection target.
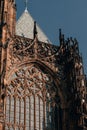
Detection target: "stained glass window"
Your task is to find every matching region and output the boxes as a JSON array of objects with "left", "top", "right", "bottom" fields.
[{"left": 5, "top": 65, "right": 56, "bottom": 130}]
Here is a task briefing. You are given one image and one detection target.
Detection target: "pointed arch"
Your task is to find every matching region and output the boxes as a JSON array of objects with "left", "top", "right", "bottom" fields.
[
  {"left": 5, "top": 59, "right": 66, "bottom": 107},
  {"left": 4, "top": 60, "right": 66, "bottom": 130}
]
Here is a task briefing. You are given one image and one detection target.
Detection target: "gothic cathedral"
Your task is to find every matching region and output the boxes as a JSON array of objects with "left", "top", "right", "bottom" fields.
[{"left": 0, "top": 1, "right": 87, "bottom": 130}]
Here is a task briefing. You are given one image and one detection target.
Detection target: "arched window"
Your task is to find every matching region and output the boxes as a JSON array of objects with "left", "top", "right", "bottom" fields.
[{"left": 5, "top": 65, "right": 58, "bottom": 130}]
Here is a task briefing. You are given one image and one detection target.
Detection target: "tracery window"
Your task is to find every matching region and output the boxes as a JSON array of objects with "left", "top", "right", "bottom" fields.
[{"left": 5, "top": 65, "right": 57, "bottom": 130}]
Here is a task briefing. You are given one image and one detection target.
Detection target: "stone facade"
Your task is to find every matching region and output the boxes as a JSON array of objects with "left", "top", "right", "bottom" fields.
[{"left": 0, "top": 0, "right": 87, "bottom": 130}]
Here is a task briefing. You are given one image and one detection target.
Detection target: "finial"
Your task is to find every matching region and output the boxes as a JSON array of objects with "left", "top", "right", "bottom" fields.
[
  {"left": 59, "top": 29, "right": 65, "bottom": 45},
  {"left": 25, "top": 0, "right": 28, "bottom": 12},
  {"left": 33, "top": 21, "right": 38, "bottom": 39}
]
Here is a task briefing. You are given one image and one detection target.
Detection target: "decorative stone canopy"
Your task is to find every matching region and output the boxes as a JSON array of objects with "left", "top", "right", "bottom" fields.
[{"left": 16, "top": 10, "right": 50, "bottom": 43}]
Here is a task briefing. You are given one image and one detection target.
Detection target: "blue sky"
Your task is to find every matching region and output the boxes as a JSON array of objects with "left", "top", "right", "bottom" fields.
[{"left": 16, "top": 0, "right": 87, "bottom": 74}]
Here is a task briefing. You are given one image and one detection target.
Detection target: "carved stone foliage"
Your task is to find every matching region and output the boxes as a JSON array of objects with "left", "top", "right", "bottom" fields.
[
  {"left": 7, "top": 36, "right": 79, "bottom": 73},
  {"left": 6, "top": 36, "right": 61, "bottom": 78},
  {"left": 9, "top": 36, "right": 59, "bottom": 61}
]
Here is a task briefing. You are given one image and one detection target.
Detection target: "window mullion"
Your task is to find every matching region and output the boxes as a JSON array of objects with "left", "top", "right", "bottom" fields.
[
  {"left": 29, "top": 97, "right": 31, "bottom": 130},
  {"left": 14, "top": 97, "right": 16, "bottom": 130},
  {"left": 39, "top": 97, "right": 40, "bottom": 130},
  {"left": 34, "top": 95, "right": 36, "bottom": 130},
  {"left": 29, "top": 97, "right": 30, "bottom": 130},
  {"left": 19, "top": 98, "right": 21, "bottom": 127},
  {"left": 43, "top": 99, "right": 46, "bottom": 130},
  {"left": 24, "top": 97, "right": 26, "bottom": 130},
  {"left": 9, "top": 96, "right": 11, "bottom": 123}
]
